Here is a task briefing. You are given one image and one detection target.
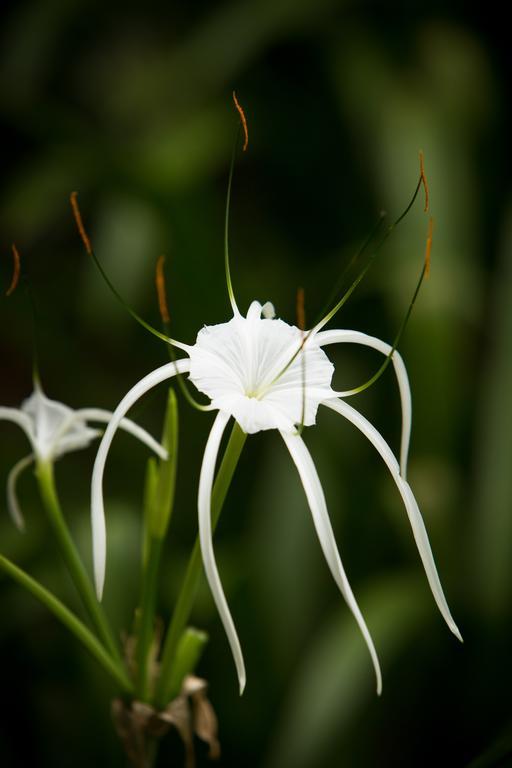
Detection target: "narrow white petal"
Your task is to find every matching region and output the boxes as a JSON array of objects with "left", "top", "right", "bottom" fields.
[
  {"left": 75, "top": 408, "right": 168, "bottom": 460},
  {"left": 280, "top": 429, "right": 382, "bottom": 695},
  {"left": 91, "top": 358, "right": 190, "bottom": 599},
  {"left": 6, "top": 453, "right": 34, "bottom": 531},
  {"left": 324, "top": 397, "right": 462, "bottom": 642},
  {"left": 198, "top": 411, "right": 246, "bottom": 694},
  {"left": 0, "top": 407, "right": 35, "bottom": 447},
  {"left": 317, "top": 329, "right": 411, "bottom": 478}
]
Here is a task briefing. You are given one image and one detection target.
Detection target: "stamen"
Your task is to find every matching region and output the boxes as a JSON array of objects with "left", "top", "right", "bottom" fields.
[
  {"left": 70, "top": 192, "right": 92, "bottom": 255},
  {"left": 6, "top": 244, "right": 21, "bottom": 297},
  {"left": 425, "top": 217, "right": 433, "bottom": 278},
  {"left": 296, "top": 287, "right": 305, "bottom": 332},
  {"left": 155, "top": 255, "right": 171, "bottom": 326},
  {"left": 224, "top": 141, "right": 241, "bottom": 316},
  {"left": 419, "top": 151, "right": 429, "bottom": 213},
  {"left": 223, "top": 93, "right": 250, "bottom": 316},
  {"left": 70, "top": 192, "right": 182, "bottom": 347},
  {"left": 154, "top": 256, "right": 212, "bottom": 414},
  {"left": 296, "top": 287, "right": 307, "bottom": 435},
  {"left": 232, "top": 91, "right": 249, "bottom": 152},
  {"left": 270, "top": 154, "right": 429, "bottom": 391},
  {"left": 337, "top": 245, "right": 430, "bottom": 399},
  {"left": 313, "top": 155, "right": 427, "bottom": 335}
]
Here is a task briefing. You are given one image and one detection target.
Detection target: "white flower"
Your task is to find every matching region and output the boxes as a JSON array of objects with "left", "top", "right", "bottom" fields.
[
  {"left": 1, "top": 381, "right": 167, "bottom": 530},
  {"left": 91, "top": 299, "right": 462, "bottom": 696}
]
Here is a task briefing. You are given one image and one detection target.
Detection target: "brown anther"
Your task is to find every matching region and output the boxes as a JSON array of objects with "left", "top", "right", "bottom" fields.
[
  {"left": 296, "top": 287, "right": 306, "bottom": 332},
  {"left": 419, "top": 150, "right": 429, "bottom": 213},
  {"left": 70, "top": 191, "right": 92, "bottom": 255},
  {"left": 425, "top": 217, "right": 433, "bottom": 278},
  {"left": 6, "top": 244, "right": 21, "bottom": 297},
  {"left": 155, "top": 254, "right": 170, "bottom": 325},
  {"left": 232, "top": 91, "right": 249, "bottom": 152}
]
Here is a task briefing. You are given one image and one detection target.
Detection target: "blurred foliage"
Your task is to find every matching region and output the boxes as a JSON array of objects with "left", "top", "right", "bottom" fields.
[{"left": 0, "top": 1, "right": 510, "bottom": 766}]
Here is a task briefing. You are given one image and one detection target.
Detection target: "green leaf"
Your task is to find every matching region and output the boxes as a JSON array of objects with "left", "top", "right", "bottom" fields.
[
  {"left": 150, "top": 388, "right": 179, "bottom": 540},
  {"left": 164, "top": 627, "right": 209, "bottom": 704},
  {"left": 142, "top": 456, "right": 158, "bottom": 567},
  {"left": 0, "top": 554, "right": 133, "bottom": 693}
]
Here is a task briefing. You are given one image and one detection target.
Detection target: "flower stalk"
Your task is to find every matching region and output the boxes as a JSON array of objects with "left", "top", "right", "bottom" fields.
[
  {"left": 0, "top": 554, "right": 133, "bottom": 692},
  {"left": 35, "top": 460, "right": 123, "bottom": 666}
]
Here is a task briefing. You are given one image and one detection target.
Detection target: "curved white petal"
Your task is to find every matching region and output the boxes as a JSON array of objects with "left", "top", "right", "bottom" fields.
[
  {"left": 280, "top": 429, "right": 382, "bottom": 695},
  {"left": 317, "top": 330, "right": 411, "bottom": 479},
  {"left": 7, "top": 453, "right": 34, "bottom": 531},
  {"left": 0, "top": 407, "right": 35, "bottom": 447},
  {"left": 324, "top": 397, "right": 462, "bottom": 642},
  {"left": 198, "top": 411, "right": 246, "bottom": 695},
  {"left": 91, "top": 358, "right": 190, "bottom": 599},
  {"left": 75, "top": 408, "right": 168, "bottom": 460}
]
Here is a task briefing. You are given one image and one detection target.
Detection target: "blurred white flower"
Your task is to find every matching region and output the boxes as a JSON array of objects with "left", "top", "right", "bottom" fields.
[
  {"left": 0, "top": 381, "right": 167, "bottom": 530},
  {"left": 91, "top": 299, "right": 461, "bottom": 695}
]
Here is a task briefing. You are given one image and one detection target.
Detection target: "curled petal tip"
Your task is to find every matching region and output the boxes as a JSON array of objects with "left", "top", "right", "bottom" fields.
[
  {"left": 239, "top": 677, "right": 246, "bottom": 696},
  {"left": 377, "top": 679, "right": 383, "bottom": 697},
  {"left": 451, "top": 624, "right": 463, "bottom": 643}
]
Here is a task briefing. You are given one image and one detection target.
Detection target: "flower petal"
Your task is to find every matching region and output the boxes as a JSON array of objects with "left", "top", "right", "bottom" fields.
[
  {"left": 75, "top": 408, "right": 168, "bottom": 460},
  {"left": 198, "top": 410, "right": 246, "bottom": 694},
  {"left": 0, "top": 407, "right": 35, "bottom": 448},
  {"left": 188, "top": 309, "right": 335, "bottom": 435},
  {"left": 7, "top": 453, "right": 34, "bottom": 531},
  {"left": 91, "top": 358, "right": 190, "bottom": 599},
  {"left": 280, "top": 429, "right": 383, "bottom": 695},
  {"left": 324, "top": 397, "right": 462, "bottom": 642},
  {"left": 316, "top": 330, "right": 411, "bottom": 478}
]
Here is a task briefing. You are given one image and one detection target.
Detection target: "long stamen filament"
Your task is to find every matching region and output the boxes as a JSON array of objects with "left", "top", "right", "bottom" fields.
[
  {"left": 337, "top": 260, "right": 428, "bottom": 398},
  {"left": 70, "top": 192, "right": 183, "bottom": 349},
  {"left": 224, "top": 134, "right": 242, "bottom": 316},
  {"left": 155, "top": 255, "right": 213, "bottom": 413},
  {"left": 313, "top": 173, "right": 423, "bottom": 335},
  {"left": 313, "top": 213, "right": 386, "bottom": 330},
  {"left": 268, "top": 158, "right": 427, "bottom": 392},
  {"left": 225, "top": 91, "right": 250, "bottom": 317},
  {"left": 296, "top": 287, "right": 307, "bottom": 435}
]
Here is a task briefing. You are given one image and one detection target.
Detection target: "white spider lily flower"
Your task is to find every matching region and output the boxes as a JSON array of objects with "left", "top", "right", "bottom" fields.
[
  {"left": 91, "top": 299, "right": 462, "bottom": 696},
  {"left": 0, "top": 382, "right": 167, "bottom": 530}
]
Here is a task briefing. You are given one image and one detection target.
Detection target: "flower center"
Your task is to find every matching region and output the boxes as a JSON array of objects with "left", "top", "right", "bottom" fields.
[{"left": 187, "top": 301, "right": 335, "bottom": 434}]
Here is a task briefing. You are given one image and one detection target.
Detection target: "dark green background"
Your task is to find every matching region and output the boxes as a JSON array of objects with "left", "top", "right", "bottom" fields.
[{"left": 1, "top": 1, "right": 510, "bottom": 766}]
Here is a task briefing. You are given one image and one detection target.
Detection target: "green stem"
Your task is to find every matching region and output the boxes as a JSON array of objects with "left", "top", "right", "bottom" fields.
[
  {"left": 0, "top": 555, "right": 133, "bottom": 692},
  {"left": 35, "top": 461, "right": 124, "bottom": 668},
  {"left": 155, "top": 422, "right": 247, "bottom": 708},
  {"left": 135, "top": 535, "right": 163, "bottom": 701}
]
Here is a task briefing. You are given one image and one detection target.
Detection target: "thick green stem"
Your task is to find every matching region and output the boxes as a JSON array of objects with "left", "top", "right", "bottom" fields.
[
  {"left": 0, "top": 555, "right": 133, "bottom": 692},
  {"left": 155, "top": 422, "right": 247, "bottom": 709},
  {"left": 36, "top": 461, "right": 124, "bottom": 668},
  {"left": 135, "top": 535, "right": 163, "bottom": 702}
]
